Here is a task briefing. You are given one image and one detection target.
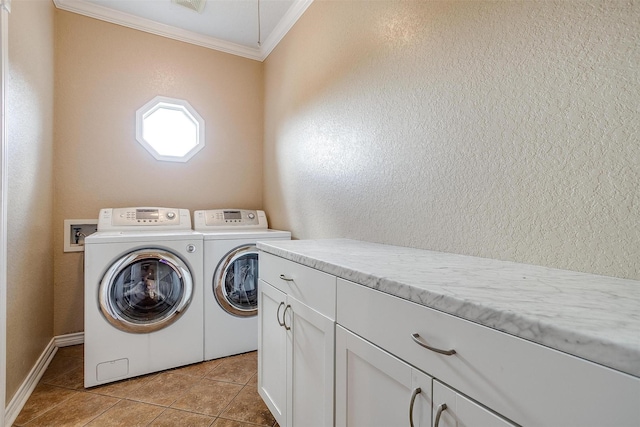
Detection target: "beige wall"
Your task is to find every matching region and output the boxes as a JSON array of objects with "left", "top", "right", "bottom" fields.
[
  {"left": 54, "top": 10, "right": 264, "bottom": 335},
  {"left": 7, "top": 0, "right": 55, "bottom": 403},
  {"left": 264, "top": 1, "right": 640, "bottom": 280}
]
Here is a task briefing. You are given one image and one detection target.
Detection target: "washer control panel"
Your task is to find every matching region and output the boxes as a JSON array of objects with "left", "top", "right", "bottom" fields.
[
  {"left": 98, "top": 207, "right": 192, "bottom": 231},
  {"left": 194, "top": 209, "right": 268, "bottom": 230}
]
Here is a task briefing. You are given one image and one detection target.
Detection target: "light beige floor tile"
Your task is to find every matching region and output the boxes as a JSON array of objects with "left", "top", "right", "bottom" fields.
[
  {"left": 43, "top": 366, "right": 84, "bottom": 390},
  {"left": 13, "top": 384, "right": 79, "bottom": 426},
  {"left": 213, "top": 418, "right": 276, "bottom": 427},
  {"left": 16, "top": 348, "right": 276, "bottom": 427},
  {"left": 206, "top": 354, "right": 257, "bottom": 385},
  {"left": 247, "top": 373, "right": 257, "bottom": 386},
  {"left": 148, "top": 408, "right": 215, "bottom": 427},
  {"left": 125, "top": 371, "right": 197, "bottom": 406},
  {"left": 85, "top": 398, "right": 165, "bottom": 427},
  {"left": 23, "top": 392, "right": 119, "bottom": 427},
  {"left": 55, "top": 345, "right": 84, "bottom": 359},
  {"left": 171, "top": 378, "right": 242, "bottom": 416},
  {"left": 219, "top": 386, "right": 275, "bottom": 426},
  {"left": 40, "top": 355, "right": 83, "bottom": 383},
  {"left": 169, "top": 358, "right": 223, "bottom": 378}
]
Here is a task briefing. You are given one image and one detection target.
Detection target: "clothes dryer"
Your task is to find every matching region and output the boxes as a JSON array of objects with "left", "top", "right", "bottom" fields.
[
  {"left": 84, "top": 207, "right": 204, "bottom": 387},
  {"left": 194, "top": 209, "right": 290, "bottom": 360}
]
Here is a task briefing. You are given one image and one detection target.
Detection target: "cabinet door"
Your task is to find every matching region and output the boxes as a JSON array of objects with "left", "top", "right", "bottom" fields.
[
  {"left": 336, "top": 325, "right": 432, "bottom": 427},
  {"left": 286, "top": 296, "right": 335, "bottom": 427},
  {"left": 257, "top": 279, "right": 287, "bottom": 427},
  {"left": 432, "top": 380, "right": 515, "bottom": 427}
]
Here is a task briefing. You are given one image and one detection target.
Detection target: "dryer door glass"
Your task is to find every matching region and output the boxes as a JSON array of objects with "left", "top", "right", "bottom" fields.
[
  {"left": 99, "top": 249, "right": 193, "bottom": 333},
  {"left": 214, "top": 245, "right": 259, "bottom": 317}
]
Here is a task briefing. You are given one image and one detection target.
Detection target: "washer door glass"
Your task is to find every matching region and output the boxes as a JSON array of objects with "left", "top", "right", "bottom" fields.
[
  {"left": 99, "top": 249, "right": 193, "bottom": 333},
  {"left": 214, "top": 245, "right": 259, "bottom": 317}
]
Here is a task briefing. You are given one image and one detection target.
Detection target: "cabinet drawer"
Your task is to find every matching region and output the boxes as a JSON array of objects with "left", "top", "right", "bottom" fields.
[
  {"left": 259, "top": 252, "right": 337, "bottom": 319},
  {"left": 337, "top": 278, "right": 640, "bottom": 427}
]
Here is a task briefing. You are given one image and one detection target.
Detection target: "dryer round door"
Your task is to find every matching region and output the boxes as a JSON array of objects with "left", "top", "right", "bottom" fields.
[
  {"left": 213, "top": 245, "right": 260, "bottom": 317},
  {"left": 99, "top": 249, "right": 194, "bottom": 333}
]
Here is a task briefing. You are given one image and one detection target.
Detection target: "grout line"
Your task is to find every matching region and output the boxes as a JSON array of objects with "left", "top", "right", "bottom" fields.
[
  {"left": 79, "top": 395, "right": 122, "bottom": 427},
  {"left": 219, "top": 386, "right": 244, "bottom": 417},
  {"left": 15, "top": 388, "right": 94, "bottom": 427}
]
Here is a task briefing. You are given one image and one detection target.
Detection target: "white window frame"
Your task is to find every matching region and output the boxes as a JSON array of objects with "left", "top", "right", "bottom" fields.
[{"left": 135, "top": 96, "right": 205, "bottom": 162}]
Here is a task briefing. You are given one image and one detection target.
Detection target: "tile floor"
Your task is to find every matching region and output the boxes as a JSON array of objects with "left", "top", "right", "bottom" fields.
[{"left": 14, "top": 345, "right": 278, "bottom": 427}]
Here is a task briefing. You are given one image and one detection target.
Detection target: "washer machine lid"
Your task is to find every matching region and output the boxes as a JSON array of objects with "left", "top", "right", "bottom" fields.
[
  {"left": 200, "top": 229, "right": 291, "bottom": 240},
  {"left": 86, "top": 230, "right": 203, "bottom": 245}
]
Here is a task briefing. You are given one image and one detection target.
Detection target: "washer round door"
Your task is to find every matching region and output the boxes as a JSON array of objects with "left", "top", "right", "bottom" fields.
[
  {"left": 99, "top": 249, "right": 194, "bottom": 333},
  {"left": 213, "top": 245, "right": 260, "bottom": 317}
]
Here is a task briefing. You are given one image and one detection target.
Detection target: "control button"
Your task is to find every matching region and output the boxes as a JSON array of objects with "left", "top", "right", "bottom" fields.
[
  {"left": 186, "top": 244, "right": 196, "bottom": 253},
  {"left": 166, "top": 211, "right": 176, "bottom": 220},
  {"left": 248, "top": 213, "right": 255, "bottom": 219}
]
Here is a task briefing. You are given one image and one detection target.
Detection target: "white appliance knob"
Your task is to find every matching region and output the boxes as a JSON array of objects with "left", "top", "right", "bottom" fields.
[
  {"left": 166, "top": 211, "right": 176, "bottom": 220},
  {"left": 248, "top": 213, "right": 255, "bottom": 219}
]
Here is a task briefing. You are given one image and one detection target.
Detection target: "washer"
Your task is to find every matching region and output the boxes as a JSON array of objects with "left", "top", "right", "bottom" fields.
[
  {"left": 84, "top": 207, "right": 204, "bottom": 388},
  {"left": 194, "top": 209, "right": 290, "bottom": 361}
]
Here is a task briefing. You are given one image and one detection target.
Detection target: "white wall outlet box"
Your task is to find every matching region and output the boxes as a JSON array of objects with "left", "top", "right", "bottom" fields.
[{"left": 64, "top": 219, "right": 98, "bottom": 252}]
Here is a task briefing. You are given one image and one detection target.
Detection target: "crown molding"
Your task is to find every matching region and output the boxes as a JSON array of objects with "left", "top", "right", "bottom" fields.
[
  {"left": 53, "top": 0, "right": 313, "bottom": 62},
  {"left": 0, "top": 0, "right": 10, "bottom": 13},
  {"left": 258, "top": 0, "right": 313, "bottom": 61}
]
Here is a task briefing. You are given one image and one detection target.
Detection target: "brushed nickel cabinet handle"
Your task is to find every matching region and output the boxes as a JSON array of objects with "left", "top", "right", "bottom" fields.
[
  {"left": 276, "top": 301, "right": 285, "bottom": 327},
  {"left": 409, "top": 387, "right": 421, "bottom": 427},
  {"left": 282, "top": 304, "right": 292, "bottom": 330},
  {"left": 434, "top": 403, "right": 448, "bottom": 427},
  {"left": 411, "top": 333, "right": 457, "bottom": 356},
  {"left": 279, "top": 274, "right": 294, "bottom": 281}
]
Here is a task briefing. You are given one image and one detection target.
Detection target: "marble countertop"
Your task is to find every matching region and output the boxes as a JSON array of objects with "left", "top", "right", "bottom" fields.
[{"left": 257, "top": 239, "right": 640, "bottom": 378}]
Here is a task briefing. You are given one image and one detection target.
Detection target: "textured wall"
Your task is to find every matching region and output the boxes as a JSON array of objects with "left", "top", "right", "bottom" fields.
[
  {"left": 264, "top": 1, "right": 640, "bottom": 280},
  {"left": 7, "top": 0, "right": 55, "bottom": 403},
  {"left": 54, "top": 11, "right": 264, "bottom": 335}
]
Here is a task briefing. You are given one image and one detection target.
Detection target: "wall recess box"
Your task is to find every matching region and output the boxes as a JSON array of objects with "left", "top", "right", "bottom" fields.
[{"left": 64, "top": 219, "right": 98, "bottom": 252}]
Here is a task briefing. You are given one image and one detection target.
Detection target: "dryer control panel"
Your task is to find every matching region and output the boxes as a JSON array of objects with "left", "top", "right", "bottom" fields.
[
  {"left": 97, "top": 207, "right": 192, "bottom": 231},
  {"left": 194, "top": 209, "right": 268, "bottom": 230}
]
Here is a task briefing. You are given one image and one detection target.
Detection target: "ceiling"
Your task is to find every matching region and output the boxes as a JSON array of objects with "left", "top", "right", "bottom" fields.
[{"left": 53, "top": 0, "right": 313, "bottom": 61}]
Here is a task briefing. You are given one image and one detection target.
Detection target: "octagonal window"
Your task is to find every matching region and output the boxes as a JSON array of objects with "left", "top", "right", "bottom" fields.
[{"left": 136, "top": 96, "right": 205, "bottom": 162}]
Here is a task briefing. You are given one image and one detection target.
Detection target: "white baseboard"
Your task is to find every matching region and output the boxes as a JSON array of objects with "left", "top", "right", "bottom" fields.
[
  {"left": 4, "top": 332, "right": 84, "bottom": 426},
  {"left": 54, "top": 331, "right": 84, "bottom": 348}
]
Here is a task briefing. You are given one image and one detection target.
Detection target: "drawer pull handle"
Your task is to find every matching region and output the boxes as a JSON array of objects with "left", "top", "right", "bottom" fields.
[
  {"left": 408, "top": 387, "right": 421, "bottom": 427},
  {"left": 411, "top": 333, "right": 456, "bottom": 356},
  {"left": 276, "top": 301, "right": 285, "bottom": 327},
  {"left": 434, "top": 403, "right": 448, "bottom": 427},
  {"left": 282, "top": 304, "right": 292, "bottom": 330},
  {"left": 279, "top": 274, "right": 294, "bottom": 282}
]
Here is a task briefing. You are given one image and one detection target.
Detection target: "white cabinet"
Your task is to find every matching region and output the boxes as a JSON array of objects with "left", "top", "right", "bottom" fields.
[
  {"left": 337, "top": 277, "right": 640, "bottom": 427},
  {"left": 286, "top": 294, "right": 335, "bottom": 427},
  {"left": 257, "top": 280, "right": 287, "bottom": 424},
  {"left": 258, "top": 249, "right": 640, "bottom": 427},
  {"left": 432, "top": 381, "right": 514, "bottom": 427},
  {"left": 258, "top": 253, "right": 336, "bottom": 427},
  {"left": 336, "top": 325, "right": 432, "bottom": 427}
]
